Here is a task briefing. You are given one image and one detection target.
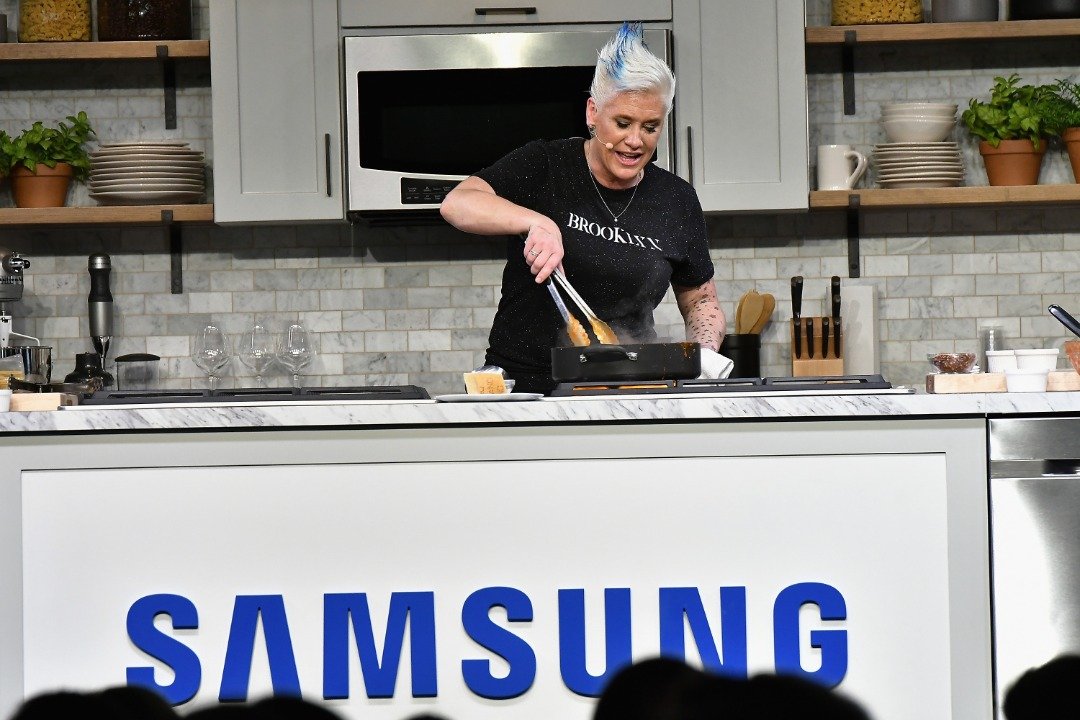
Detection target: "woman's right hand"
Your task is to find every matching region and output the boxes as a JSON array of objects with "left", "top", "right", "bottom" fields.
[{"left": 522, "top": 218, "right": 564, "bottom": 284}]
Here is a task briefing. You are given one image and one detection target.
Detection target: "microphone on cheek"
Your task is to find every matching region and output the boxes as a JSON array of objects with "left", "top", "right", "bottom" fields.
[{"left": 589, "top": 125, "right": 615, "bottom": 150}]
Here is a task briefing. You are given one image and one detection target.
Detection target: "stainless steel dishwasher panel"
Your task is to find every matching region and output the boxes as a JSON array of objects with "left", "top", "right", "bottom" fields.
[{"left": 989, "top": 416, "right": 1080, "bottom": 716}]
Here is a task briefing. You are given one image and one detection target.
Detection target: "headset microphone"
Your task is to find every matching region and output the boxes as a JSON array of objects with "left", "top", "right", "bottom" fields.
[{"left": 589, "top": 125, "right": 614, "bottom": 150}]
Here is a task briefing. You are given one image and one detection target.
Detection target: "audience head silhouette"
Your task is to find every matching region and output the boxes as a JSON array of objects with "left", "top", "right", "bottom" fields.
[
  {"left": 592, "top": 657, "right": 872, "bottom": 720},
  {"left": 1004, "top": 653, "right": 1080, "bottom": 720}
]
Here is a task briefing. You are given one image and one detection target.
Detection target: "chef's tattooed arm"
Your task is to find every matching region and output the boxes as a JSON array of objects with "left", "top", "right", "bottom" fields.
[{"left": 674, "top": 279, "right": 725, "bottom": 352}]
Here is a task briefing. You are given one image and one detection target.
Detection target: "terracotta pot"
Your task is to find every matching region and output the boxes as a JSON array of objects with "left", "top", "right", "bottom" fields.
[
  {"left": 978, "top": 139, "right": 1047, "bottom": 186},
  {"left": 9, "top": 162, "right": 75, "bottom": 208},
  {"left": 1062, "top": 127, "right": 1080, "bottom": 182}
]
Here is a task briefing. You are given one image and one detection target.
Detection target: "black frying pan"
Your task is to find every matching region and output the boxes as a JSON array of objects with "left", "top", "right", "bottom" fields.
[{"left": 551, "top": 342, "right": 701, "bottom": 383}]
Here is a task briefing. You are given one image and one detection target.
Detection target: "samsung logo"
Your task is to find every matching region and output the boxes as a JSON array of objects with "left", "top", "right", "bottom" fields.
[{"left": 126, "top": 583, "right": 847, "bottom": 705}]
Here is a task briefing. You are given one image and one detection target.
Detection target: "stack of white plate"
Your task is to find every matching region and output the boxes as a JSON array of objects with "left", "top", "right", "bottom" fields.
[
  {"left": 89, "top": 142, "right": 206, "bottom": 205},
  {"left": 872, "top": 141, "right": 964, "bottom": 189}
]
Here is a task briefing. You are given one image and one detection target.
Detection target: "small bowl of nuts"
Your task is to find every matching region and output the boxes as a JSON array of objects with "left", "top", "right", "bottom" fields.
[{"left": 928, "top": 352, "right": 977, "bottom": 374}]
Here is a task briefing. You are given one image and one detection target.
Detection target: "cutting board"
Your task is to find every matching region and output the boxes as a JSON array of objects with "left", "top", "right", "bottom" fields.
[
  {"left": 926, "top": 371, "right": 1080, "bottom": 394},
  {"left": 10, "top": 393, "right": 79, "bottom": 411}
]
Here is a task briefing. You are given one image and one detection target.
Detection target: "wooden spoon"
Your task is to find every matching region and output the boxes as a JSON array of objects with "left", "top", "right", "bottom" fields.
[
  {"left": 750, "top": 293, "right": 776, "bottom": 334},
  {"left": 737, "top": 291, "right": 764, "bottom": 336}
]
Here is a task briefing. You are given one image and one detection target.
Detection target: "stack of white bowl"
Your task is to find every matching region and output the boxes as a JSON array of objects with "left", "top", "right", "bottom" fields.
[
  {"left": 88, "top": 142, "right": 206, "bottom": 205},
  {"left": 873, "top": 102, "right": 964, "bottom": 189}
]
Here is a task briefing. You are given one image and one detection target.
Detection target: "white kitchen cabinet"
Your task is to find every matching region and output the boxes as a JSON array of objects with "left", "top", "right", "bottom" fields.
[
  {"left": 340, "top": 0, "right": 670, "bottom": 28},
  {"left": 210, "top": 0, "right": 343, "bottom": 222},
  {"left": 672, "top": 0, "right": 809, "bottom": 211}
]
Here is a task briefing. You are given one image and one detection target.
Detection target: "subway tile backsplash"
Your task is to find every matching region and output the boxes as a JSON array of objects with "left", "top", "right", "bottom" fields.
[{"left": 2, "top": 0, "right": 1079, "bottom": 395}]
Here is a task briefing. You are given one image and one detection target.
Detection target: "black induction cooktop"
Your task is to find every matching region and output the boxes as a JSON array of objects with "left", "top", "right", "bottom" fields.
[{"left": 80, "top": 385, "right": 431, "bottom": 405}]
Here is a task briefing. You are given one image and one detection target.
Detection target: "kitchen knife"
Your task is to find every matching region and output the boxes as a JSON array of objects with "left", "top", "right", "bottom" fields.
[
  {"left": 1049, "top": 304, "right": 1080, "bottom": 338},
  {"left": 791, "top": 276, "right": 803, "bottom": 359},
  {"left": 822, "top": 316, "right": 831, "bottom": 358},
  {"left": 805, "top": 317, "right": 814, "bottom": 359},
  {"left": 831, "top": 276, "right": 842, "bottom": 359}
]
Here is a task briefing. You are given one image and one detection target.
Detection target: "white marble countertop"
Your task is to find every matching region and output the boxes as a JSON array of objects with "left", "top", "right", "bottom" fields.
[{"left": 2, "top": 389, "right": 1080, "bottom": 434}]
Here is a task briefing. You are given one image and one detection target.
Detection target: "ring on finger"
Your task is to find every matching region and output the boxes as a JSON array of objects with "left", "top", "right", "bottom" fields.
[{"left": 528, "top": 250, "right": 540, "bottom": 257}]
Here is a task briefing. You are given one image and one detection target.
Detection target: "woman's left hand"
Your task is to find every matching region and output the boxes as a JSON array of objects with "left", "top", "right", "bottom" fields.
[{"left": 522, "top": 217, "right": 564, "bottom": 283}]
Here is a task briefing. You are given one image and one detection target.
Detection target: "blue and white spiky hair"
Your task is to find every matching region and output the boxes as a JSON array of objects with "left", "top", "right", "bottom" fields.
[{"left": 589, "top": 22, "right": 675, "bottom": 114}]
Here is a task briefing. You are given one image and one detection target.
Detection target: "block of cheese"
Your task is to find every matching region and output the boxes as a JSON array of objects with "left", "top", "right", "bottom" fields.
[{"left": 463, "top": 371, "right": 507, "bottom": 395}]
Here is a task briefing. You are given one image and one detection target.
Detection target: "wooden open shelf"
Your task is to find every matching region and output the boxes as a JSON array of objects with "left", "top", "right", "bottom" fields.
[
  {"left": 806, "top": 18, "right": 1080, "bottom": 44},
  {"left": 0, "top": 40, "right": 209, "bottom": 61},
  {"left": 810, "top": 185, "right": 1080, "bottom": 210},
  {"left": 0, "top": 204, "right": 214, "bottom": 225}
]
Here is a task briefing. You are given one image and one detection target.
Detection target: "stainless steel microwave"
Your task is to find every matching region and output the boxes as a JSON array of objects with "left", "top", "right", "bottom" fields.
[{"left": 343, "top": 29, "right": 673, "bottom": 217}]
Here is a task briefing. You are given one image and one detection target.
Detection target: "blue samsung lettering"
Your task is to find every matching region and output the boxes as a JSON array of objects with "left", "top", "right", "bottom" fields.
[
  {"left": 323, "top": 591, "right": 437, "bottom": 699},
  {"left": 126, "top": 593, "right": 202, "bottom": 705},
  {"left": 460, "top": 587, "right": 536, "bottom": 699},
  {"left": 558, "top": 588, "right": 633, "bottom": 696},
  {"left": 658, "top": 587, "right": 748, "bottom": 677},
  {"left": 773, "top": 582, "right": 848, "bottom": 687},
  {"left": 219, "top": 595, "right": 301, "bottom": 701}
]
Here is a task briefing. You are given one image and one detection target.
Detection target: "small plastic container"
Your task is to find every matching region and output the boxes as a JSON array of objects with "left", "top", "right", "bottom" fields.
[
  {"left": 986, "top": 350, "right": 1018, "bottom": 373},
  {"left": 1014, "top": 348, "right": 1059, "bottom": 371},
  {"left": 928, "top": 352, "right": 977, "bottom": 374},
  {"left": 0, "top": 388, "right": 11, "bottom": 412},
  {"left": 1004, "top": 367, "right": 1050, "bottom": 392},
  {"left": 18, "top": 0, "right": 90, "bottom": 41}
]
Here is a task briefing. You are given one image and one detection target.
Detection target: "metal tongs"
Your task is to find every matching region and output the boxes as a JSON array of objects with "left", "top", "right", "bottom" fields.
[{"left": 548, "top": 269, "right": 620, "bottom": 346}]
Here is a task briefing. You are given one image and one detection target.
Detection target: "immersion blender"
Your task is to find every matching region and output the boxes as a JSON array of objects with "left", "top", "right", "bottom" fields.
[{"left": 88, "top": 253, "right": 114, "bottom": 370}]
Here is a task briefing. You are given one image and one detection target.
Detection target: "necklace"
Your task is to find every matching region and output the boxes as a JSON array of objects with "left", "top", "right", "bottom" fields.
[{"left": 586, "top": 141, "right": 642, "bottom": 225}]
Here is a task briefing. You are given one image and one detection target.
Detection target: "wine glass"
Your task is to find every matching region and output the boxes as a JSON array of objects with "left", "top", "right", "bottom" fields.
[
  {"left": 238, "top": 323, "right": 274, "bottom": 388},
  {"left": 278, "top": 324, "right": 314, "bottom": 389},
  {"left": 192, "top": 325, "right": 231, "bottom": 391}
]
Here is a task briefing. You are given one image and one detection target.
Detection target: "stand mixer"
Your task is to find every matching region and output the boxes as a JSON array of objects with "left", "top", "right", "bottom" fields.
[{"left": 0, "top": 246, "right": 39, "bottom": 348}]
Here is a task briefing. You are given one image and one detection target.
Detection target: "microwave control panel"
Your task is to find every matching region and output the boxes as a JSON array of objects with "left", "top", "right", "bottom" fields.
[{"left": 401, "top": 178, "right": 461, "bottom": 205}]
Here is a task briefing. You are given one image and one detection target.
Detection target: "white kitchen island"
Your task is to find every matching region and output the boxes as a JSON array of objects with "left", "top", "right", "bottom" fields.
[{"left": 4, "top": 391, "right": 1076, "bottom": 720}]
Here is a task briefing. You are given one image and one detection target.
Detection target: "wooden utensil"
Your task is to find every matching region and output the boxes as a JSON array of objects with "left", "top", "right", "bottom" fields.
[
  {"left": 750, "top": 293, "right": 775, "bottom": 334},
  {"left": 736, "top": 291, "right": 764, "bottom": 335}
]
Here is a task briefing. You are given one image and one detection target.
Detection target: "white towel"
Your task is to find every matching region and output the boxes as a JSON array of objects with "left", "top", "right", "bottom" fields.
[{"left": 698, "top": 348, "right": 734, "bottom": 380}]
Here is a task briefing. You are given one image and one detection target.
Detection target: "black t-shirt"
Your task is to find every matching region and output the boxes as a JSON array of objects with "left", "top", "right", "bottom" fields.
[{"left": 475, "top": 138, "right": 714, "bottom": 388}]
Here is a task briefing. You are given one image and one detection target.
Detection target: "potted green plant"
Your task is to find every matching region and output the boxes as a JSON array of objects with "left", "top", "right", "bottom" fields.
[
  {"left": 1040, "top": 77, "right": 1080, "bottom": 182},
  {"left": 0, "top": 112, "right": 95, "bottom": 208},
  {"left": 961, "top": 74, "right": 1056, "bottom": 185}
]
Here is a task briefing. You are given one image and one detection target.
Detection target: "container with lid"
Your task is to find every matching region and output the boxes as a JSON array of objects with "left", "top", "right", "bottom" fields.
[
  {"left": 18, "top": 0, "right": 90, "bottom": 41},
  {"left": 832, "top": 0, "right": 923, "bottom": 24},
  {"left": 97, "top": 0, "right": 192, "bottom": 41}
]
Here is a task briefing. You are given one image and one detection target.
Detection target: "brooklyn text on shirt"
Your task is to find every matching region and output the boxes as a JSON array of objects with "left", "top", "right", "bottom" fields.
[{"left": 566, "top": 211, "right": 663, "bottom": 251}]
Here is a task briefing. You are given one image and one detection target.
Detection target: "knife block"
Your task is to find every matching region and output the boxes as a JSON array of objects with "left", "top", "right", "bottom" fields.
[{"left": 791, "top": 316, "right": 845, "bottom": 377}]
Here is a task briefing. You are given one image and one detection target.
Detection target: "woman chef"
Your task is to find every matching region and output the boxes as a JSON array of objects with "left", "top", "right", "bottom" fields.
[{"left": 440, "top": 22, "right": 727, "bottom": 394}]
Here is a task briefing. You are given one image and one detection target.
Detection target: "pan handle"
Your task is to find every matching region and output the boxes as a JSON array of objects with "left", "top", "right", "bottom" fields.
[{"left": 578, "top": 345, "right": 638, "bottom": 364}]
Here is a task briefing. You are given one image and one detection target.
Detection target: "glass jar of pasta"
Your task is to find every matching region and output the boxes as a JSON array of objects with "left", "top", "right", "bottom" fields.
[
  {"left": 18, "top": 0, "right": 91, "bottom": 41},
  {"left": 832, "top": 0, "right": 923, "bottom": 24},
  {"left": 97, "top": 0, "right": 192, "bottom": 41}
]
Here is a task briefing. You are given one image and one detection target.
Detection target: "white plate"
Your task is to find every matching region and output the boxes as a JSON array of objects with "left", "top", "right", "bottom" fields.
[
  {"left": 91, "top": 170, "right": 204, "bottom": 180},
  {"left": 434, "top": 393, "right": 544, "bottom": 402},
  {"left": 90, "top": 152, "right": 204, "bottom": 162},
  {"left": 90, "top": 183, "right": 205, "bottom": 193},
  {"left": 874, "top": 160, "right": 964, "bottom": 169},
  {"left": 874, "top": 141, "right": 959, "bottom": 149},
  {"left": 90, "top": 190, "right": 205, "bottom": 205},
  {"left": 877, "top": 170, "right": 964, "bottom": 179},
  {"left": 99, "top": 141, "right": 189, "bottom": 148},
  {"left": 90, "top": 159, "right": 205, "bottom": 170},
  {"left": 878, "top": 178, "right": 962, "bottom": 188},
  {"left": 91, "top": 177, "right": 203, "bottom": 187}
]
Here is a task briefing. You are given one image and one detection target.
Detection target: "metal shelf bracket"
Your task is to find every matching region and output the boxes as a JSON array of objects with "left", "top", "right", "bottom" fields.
[
  {"left": 846, "top": 194, "right": 861, "bottom": 278},
  {"left": 842, "top": 30, "right": 857, "bottom": 115},
  {"left": 156, "top": 45, "right": 177, "bottom": 129},
  {"left": 162, "top": 210, "right": 182, "bottom": 293}
]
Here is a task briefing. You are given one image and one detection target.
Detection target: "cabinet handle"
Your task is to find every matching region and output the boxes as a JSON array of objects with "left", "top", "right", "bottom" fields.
[
  {"left": 686, "top": 126, "right": 694, "bottom": 185},
  {"left": 475, "top": 6, "right": 537, "bottom": 14},
  {"left": 325, "top": 133, "right": 332, "bottom": 197}
]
